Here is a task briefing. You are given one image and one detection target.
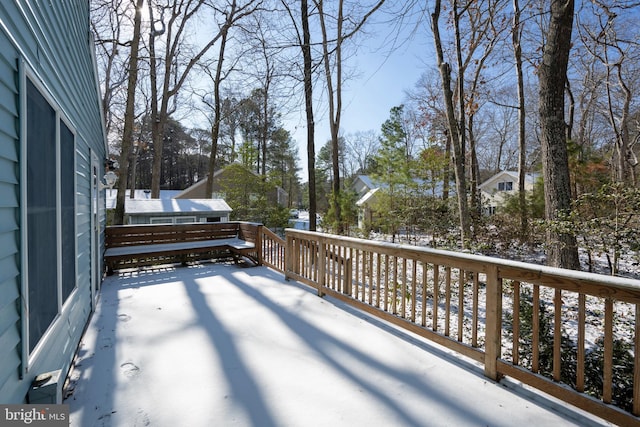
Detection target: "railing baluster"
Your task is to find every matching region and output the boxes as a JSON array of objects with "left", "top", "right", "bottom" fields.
[
  {"left": 375, "top": 253, "right": 381, "bottom": 308},
  {"left": 554, "top": 288, "right": 562, "bottom": 382},
  {"left": 392, "top": 256, "right": 398, "bottom": 315},
  {"left": 458, "top": 270, "right": 465, "bottom": 342},
  {"left": 603, "top": 298, "right": 614, "bottom": 403},
  {"left": 472, "top": 273, "right": 479, "bottom": 348},
  {"left": 401, "top": 258, "right": 407, "bottom": 319},
  {"left": 445, "top": 267, "right": 451, "bottom": 337},
  {"left": 512, "top": 281, "right": 520, "bottom": 365},
  {"left": 532, "top": 284, "right": 540, "bottom": 373},
  {"left": 355, "top": 249, "right": 360, "bottom": 300},
  {"left": 383, "top": 254, "right": 389, "bottom": 312},
  {"left": 411, "top": 259, "right": 417, "bottom": 323},
  {"left": 421, "top": 262, "right": 427, "bottom": 327},
  {"left": 634, "top": 304, "right": 640, "bottom": 416},
  {"left": 433, "top": 265, "right": 439, "bottom": 333},
  {"left": 368, "top": 250, "right": 374, "bottom": 305},
  {"left": 577, "top": 293, "right": 585, "bottom": 392}
]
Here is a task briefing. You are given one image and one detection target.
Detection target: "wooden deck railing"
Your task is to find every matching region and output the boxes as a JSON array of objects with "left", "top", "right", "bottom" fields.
[
  {"left": 260, "top": 226, "right": 286, "bottom": 272},
  {"left": 279, "top": 229, "right": 640, "bottom": 426}
]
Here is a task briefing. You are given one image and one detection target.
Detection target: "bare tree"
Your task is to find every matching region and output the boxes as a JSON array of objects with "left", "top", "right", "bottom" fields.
[
  {"left": 315, "top": 0, "right": 386, "bottom": 234},
  {"left": 279, "top": 0, "right": 319, "bottom": 229},
  {"left": 430, "top": 0, "right": 471, "bottom": 247},
  {"left": 578, "top": 0, "right": 640, "bottom": 185},
  {"left": 90, "top": 0, "right": 132, "bottom": 138},
  {"left": 146, "top": 0, "right": 262, "bottom": 198},
  {"left": 538, "top": 0, "right": 579, "bottom": 269},
  {"left": 513, "top": 0, "right": 528, "bottom": 238},
  {"left": 114, "top": 0, "right": 145, "bottom": 225}
]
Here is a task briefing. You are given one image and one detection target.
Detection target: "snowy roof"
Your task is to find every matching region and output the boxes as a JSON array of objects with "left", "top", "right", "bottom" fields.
[
  {"left": 125, "top": 198, "right": 232, "bottom": 215},
  {"left": 105, "top": 189, "right": 182, "bottom": 209}
]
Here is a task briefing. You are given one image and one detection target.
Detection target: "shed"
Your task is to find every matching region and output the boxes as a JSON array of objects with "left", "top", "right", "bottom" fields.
[{"left": 125, "top": 199, "right": 232, "bottom": 224}]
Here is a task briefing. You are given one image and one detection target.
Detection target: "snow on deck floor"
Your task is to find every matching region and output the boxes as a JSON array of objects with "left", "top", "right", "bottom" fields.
[{"left": 65, "top": 263, "right": 608, "bottom": 427}]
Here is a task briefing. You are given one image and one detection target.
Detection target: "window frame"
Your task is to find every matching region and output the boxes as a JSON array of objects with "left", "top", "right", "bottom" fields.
[{"left": 20, "top": 64, "right": 78, "bottom": 371}]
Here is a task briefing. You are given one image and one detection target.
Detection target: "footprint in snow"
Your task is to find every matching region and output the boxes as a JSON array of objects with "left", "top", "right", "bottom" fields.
[{"left": 120, "top": 362, "right": 140, "bottom": 378}]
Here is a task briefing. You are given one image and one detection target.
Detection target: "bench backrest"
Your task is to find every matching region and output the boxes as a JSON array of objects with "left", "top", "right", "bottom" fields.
[{"left": 106, "top": 222, "right": 258, "bottom": 248}]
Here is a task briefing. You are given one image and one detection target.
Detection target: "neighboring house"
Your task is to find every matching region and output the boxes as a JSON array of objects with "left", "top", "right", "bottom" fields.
[
  {"left": 352, "top": 175, "right": 378, "bottom": 200},
  {"left": 0, "top": 3, "right": 107, "bottom": 403},
  {"left": 175, "top": 164, "right": 288, "bottom": 207},
  {"left": 479, "top": 170, "right": 538, "bottom": 215},
  {"left": 125, "top": 199, "right": 232, "bottom": 224},
  {"left": 353, "top": 175, "right": 452, "bottom": 229}
]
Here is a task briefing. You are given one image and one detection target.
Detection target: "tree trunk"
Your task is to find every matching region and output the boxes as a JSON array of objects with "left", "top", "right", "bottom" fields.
[
  {"left": 301, "top": 0, "right": 317, "bottom": 230},
  {"left": 114, "top": 0, "right": 144, "bottom": 225},
  {"left": 318, "top": 0, "right": 344, "bottom": 233},
  {"left": 206, "top": 14, "right": 232, "bottom": 198},
  {"left": 431, "top": 0, "right": 471, "bottom": 248},
  {"left": 538, "top": 0, "right": 579, "bottom": 269},
  {"left": 513, "top": 0, "right": 528, "bottom": 239}
]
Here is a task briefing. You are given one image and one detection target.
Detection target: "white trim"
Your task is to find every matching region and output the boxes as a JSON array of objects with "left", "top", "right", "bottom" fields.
[
  {"left": 60, "top": 115, "right": 79, "bottom": 302},
  {"left": 19, "top": 59, "right": 28, "bottom": 377},
  {"left": 56, "top": 112, "right": 63, "bottom": 313},
  {"left": 90, "top": 151, "right": 101, "bottom": 308}
]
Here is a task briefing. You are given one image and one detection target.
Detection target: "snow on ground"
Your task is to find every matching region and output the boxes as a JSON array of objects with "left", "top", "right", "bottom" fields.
[{"left": 65, "top": 263, "right": 611, "bottom": 427}]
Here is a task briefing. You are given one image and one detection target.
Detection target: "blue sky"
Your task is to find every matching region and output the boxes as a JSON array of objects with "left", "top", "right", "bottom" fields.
[{"left": 290, "top": 29, "right": 431, "bottom": 180}]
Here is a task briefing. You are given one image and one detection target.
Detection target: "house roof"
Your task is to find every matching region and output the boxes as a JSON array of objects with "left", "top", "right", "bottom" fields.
[
  {"left": 356, "top": 188, "right": 380, "bottom": 206},
  {"left": 125, "top": 198, "right": 232, "bottom": 215},
  {"left": 174, "top": 168, "right": 228, "bottom": 199},
  {"left": 105, "top": 189, "right": 181, "bottom": 209},
  {"left": 478, "top": 171, "right": 539, "bottom": 191}
]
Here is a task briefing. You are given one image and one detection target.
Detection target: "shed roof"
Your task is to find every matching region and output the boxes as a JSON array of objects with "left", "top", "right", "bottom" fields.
[{"left": 125, "top": 198, "right": 232, "bottom": 215}]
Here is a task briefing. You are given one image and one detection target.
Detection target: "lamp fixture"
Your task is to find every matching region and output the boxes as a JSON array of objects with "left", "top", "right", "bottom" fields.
[{"left": 99, "top": 171, "right": 118, "bottom": 190}]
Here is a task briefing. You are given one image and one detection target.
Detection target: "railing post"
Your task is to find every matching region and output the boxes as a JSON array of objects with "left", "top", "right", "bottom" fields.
[
  {"left": 318, "top": 238, "right": 326, "bottom": 297},
  {"left": 344, "top": 257, "right": 352, "bottom": 295},
  {"left": 484, "top": 265, "right": 501, "bottom": 380},
  {"left": 285, "top": 232, "right": 293, "bottom": 281},
  {"left": 256, "top": 224, "right": 263, "bottom": 266}
]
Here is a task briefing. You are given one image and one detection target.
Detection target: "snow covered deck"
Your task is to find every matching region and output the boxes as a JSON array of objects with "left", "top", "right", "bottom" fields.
[{"left": 65, "top": 263, "right": 606, "bottom": 426}]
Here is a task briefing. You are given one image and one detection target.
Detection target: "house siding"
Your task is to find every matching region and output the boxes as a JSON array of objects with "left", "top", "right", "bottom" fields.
[
  {"left": 0, "top": 1, "right": 106, "bottom": 403},
  {"left": 0, "top": 16, "right": 23, "bottom": 403}
]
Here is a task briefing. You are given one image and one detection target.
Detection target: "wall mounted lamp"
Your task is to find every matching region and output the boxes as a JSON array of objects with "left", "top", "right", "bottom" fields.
[{"left": 99, "top": 171, "right": 118, "bottom": 190}]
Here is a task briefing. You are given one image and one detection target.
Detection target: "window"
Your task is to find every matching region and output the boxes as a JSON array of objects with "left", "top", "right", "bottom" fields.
[
  {"left": 498, "top": 181, "right": 513, "bottom": 191},
  {"left": 60, "top": 121, "right": 76, "bottom": 300},
  {"left": 175, "top": 216, "right": 196, "bottom": 224},
  {"left": 149, "top": 216, "right": 198, "bottom": 224},
  {"left": 26, "top": 79, "right": 58, "bottom": 353},
  {"left": 150, "top": 217, "right": 173, "bottom": 224},
  {"left": 25, "top": 77, "right": 76, "bottom": 354}
]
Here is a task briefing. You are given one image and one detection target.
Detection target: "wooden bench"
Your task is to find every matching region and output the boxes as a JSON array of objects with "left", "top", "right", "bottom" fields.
[{"left": 104, "top": 222, "right": 262, "bottom": 275}]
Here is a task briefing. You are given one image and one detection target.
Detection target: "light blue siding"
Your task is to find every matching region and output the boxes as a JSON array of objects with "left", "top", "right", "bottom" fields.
[
  {"left": 0, "top": 13, "right": 22, "bottom": 403},
  {"left": 0, "top": 1, "right": 106, "bottom": 403}
]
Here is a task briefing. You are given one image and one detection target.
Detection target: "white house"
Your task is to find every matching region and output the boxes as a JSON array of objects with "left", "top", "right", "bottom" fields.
[{"left": 479, "top": 170, "right": 538, "bottom": 215}]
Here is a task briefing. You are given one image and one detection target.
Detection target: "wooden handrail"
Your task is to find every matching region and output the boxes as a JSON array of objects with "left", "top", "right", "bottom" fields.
[{"left": 278, "top": 228, "right": 640, "bottom": 426}]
